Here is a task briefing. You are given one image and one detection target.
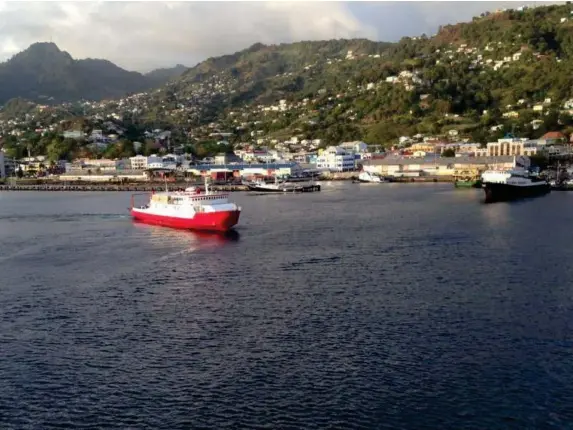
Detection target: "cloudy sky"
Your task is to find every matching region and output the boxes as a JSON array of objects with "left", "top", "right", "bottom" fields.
[{"left": 0, "top": 1, "right": 562, "bottom": 73}]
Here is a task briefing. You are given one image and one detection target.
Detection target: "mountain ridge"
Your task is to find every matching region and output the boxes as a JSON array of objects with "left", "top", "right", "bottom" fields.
[
  {"left": 0, "top": 42, "right": 184, "bottom": 105},
  {"left": 6, "top": 3, "right": 573, "bottom": 155},
  {"left": 143, "top": 3, "right": 573, "bottom": 145}
]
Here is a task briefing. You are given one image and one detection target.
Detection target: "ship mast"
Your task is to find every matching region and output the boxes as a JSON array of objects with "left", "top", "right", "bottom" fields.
[{"left": 204, "top": 175, "right": 210, "bottom": 195}]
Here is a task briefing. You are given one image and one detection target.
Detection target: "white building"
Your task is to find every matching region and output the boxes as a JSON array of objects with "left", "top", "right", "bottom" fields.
[
  {"left": 487, "top": 138, "right": 538, "bottom": 157},
  {"left": 82, "top": 159, "right": 120, "bottom": 171},
  {"left": 339, "top": 141, "right": 368, "bottom": 153},
  {"left": 363, "top": 155, "right": 528, "bottom": 177},
  {"left": 129, "top": 155, "right": 148, "bottom": 170},
  {"left": 316, "top": 146, "right": 356, "bottom": 172},
  {"left": 129, "top": 154, "right": 176, "bottom": 170},
  {"left": 147, "top": 155, "right": 165, "bottom": 169}
]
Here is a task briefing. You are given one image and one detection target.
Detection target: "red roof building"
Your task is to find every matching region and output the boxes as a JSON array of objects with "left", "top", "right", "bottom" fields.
[{"left": 541, "top": 131, "right": 565, "bottom": 141}]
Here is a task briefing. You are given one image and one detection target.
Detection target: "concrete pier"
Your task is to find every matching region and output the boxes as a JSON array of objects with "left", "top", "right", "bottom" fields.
[{"left": 0, "top": 183, "right": 250, "bottom": 192}]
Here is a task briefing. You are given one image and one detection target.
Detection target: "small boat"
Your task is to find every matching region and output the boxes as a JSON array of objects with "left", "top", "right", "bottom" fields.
[
  {"left": 481, "top": 168, "right": 550, "bottom": 203},
  {"left": 129, "top": 177, "right": 241, "bottom": 232},
  {"left": 246, "top": 175, "right": 320, "bottom": 193},
  {"left": 453, "top": 168, "right": 482, "bottom": 188},
  {"left": 277, "top": 171, "right": 320, "bottom": 182},
  {"left": 357, "top": 171, "right": 386, "bottom": 183}
]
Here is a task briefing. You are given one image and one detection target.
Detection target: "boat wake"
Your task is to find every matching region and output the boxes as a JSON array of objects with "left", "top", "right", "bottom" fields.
[
  {"left": 0, "top": 213, "right": 128, "bottom": 222},
  {"left": 132, "top": 221, "right": 241, "bottom": 243}
]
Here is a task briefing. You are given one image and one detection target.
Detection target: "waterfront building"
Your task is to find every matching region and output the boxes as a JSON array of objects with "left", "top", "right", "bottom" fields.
[
  {"left": 486, "top": 137, "right": 538, "bottom": 157},
  {"left": 362, "top": 155, "right": 529, "bottom": 177},
  {"left": 213, "top": 152, "right": 243, "bottom": 165},
  {"left": 129, "top": 155, "right": 148, "bottom": 170},
  {"left": 316, "top": 146, "right": 356, "bottom": 172},
  {"left": 66, "top": 158, "right": 130, "bottom": 172}
]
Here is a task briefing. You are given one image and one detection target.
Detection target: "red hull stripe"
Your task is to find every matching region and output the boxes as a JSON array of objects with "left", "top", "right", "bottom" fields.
[{"left": 131, "top": 209, "right": 240, "bottom": 232}]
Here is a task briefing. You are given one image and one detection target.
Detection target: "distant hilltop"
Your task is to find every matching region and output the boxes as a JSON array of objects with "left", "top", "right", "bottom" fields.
[{"left": 3, "top": 3, "right": 573, "bottom": 153}]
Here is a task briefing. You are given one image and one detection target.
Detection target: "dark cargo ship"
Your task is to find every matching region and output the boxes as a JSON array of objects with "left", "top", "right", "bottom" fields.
[{"left": 481, "top": 169, "right": 550, "bottom": 203}]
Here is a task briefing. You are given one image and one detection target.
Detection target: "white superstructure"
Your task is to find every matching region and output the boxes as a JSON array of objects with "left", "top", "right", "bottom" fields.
[
  {"left": 358, "top": 171, "right": 386, "bottom": 183},
  {"left": 481, "top": 169, "right": 545, "bottom": 187},
  {"left": 130, "top": 178, "right": 241, "bottom": 232}
]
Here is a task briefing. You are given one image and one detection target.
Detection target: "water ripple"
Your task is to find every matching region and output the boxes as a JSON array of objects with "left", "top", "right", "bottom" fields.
[{"left": 1, "top": 187, "right": 573, "bottom": 428}]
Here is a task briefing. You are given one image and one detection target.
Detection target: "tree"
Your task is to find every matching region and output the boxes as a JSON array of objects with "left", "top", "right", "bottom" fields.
[
  {"left": 104, "top": 140, "right": 136, "bottom": 159},
  {"left": 46, "top": 137, "right": 76, "bottom": 161},
  {"left": 442, "top": 148, "right": 456, "bottom": 157},
  {"left": 2, "top": 138, "right": 23, "bottom": 159}
]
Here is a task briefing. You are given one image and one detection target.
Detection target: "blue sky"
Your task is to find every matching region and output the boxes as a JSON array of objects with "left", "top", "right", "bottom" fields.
[{"left": 0, "top": 1, "right": 561, "bottom": 72}]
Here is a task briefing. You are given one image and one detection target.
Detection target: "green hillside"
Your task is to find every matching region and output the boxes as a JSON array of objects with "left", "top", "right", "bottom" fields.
[
  {"left": 145, "top": 3, "right": 573, "bottom": 146},
  {"left": 6, "top": 3, "right": 573, "bottom": 161}
]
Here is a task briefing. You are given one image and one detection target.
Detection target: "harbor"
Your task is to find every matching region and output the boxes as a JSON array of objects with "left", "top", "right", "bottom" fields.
[
  {"left": 0, "top": 182, "right": 251, "bottom": 192},
  {"left": 0, "top": 176, "right": 442, "bottom": 192}
]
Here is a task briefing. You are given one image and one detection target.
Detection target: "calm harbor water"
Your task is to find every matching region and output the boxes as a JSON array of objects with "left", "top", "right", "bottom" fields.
[{"left": 1, "top": 183, "right": 573, "bottom": 429}]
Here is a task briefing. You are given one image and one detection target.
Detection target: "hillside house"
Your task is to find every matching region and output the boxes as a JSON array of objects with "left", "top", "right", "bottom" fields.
[
  {"left": 63, "top": 130, "right": 85, "bottom": 140},
  {"left": 539, "top": 131, "right": 566, "bottom": 145},
  {"left": 502, "top": 111, "right": 519, "bottom": 118},
  {"left": 531, "top": 120, "right": 544, "bottom": 130}
]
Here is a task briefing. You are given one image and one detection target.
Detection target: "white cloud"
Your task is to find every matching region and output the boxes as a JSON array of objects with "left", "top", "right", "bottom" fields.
[
  {"left": 0, "top": 1, "right": 377, "bottom": 72},
  {"left": 0, "top": 1, "right": 566, "bottom": 73}
]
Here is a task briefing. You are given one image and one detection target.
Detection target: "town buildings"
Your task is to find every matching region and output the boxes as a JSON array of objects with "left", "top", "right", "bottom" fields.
[
  {"left": 362, "top": 155, "right": 527, "bottom": 177},
  {"left": 316, "top": 146, "right": 357, "bottom": 172},
  {"left": 486, "top": 137, "right": 539, "bottom": 156}
]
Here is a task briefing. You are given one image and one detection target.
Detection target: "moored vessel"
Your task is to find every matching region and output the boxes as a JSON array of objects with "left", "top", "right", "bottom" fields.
[
  {"left": 357, "top": 171, "right": 386, "bottom": 183},
  {"left": 246, "top": 175, "right": 320, "bottom": 193},
  {"left": 130, "top": 178, "right": 241, "bottom": 232},
  {"left": 481, "top": 168, "right": 550, "bottom": 203},
  {"left": 453, "top": 168, "right": 482, "bottom": 188}
]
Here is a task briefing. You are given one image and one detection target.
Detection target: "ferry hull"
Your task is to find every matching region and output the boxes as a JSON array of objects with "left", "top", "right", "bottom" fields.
[
  {"left": 483, "top": 182, "right": 550, "bottom": 203},
  {"left": 131, "top": 209, "right": 241, "bottom": 232}
]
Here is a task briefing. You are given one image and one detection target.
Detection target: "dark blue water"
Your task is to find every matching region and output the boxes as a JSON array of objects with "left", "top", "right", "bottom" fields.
[{"left": 1, "top": 183, "right": 573, "bottom": 429}]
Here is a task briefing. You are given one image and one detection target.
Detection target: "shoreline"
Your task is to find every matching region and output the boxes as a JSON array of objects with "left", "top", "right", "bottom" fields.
[{"left": 0, "top": 177, "right": 457, "bottom": 192}]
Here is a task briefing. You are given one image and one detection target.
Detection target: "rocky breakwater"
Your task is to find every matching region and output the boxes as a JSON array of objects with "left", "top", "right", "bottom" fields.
[{"left": 0, "top": 181, "right": 250, "bottom": 192}]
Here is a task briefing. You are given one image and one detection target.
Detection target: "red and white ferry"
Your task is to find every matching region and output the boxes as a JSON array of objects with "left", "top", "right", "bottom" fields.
[{"left": 130, "top": 178, "right": 241, "bottom": 232}]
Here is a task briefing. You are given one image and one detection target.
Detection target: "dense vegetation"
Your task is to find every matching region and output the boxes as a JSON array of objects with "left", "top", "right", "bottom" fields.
[
  {"left": 149, "top": 3, "right": 573, "bottom": 146},
  {"left": 6, "top": 3, "right": 573, "bottom": 157},
  {"left": 0, "top": 43, "right": 183, "bottom": 105}
]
